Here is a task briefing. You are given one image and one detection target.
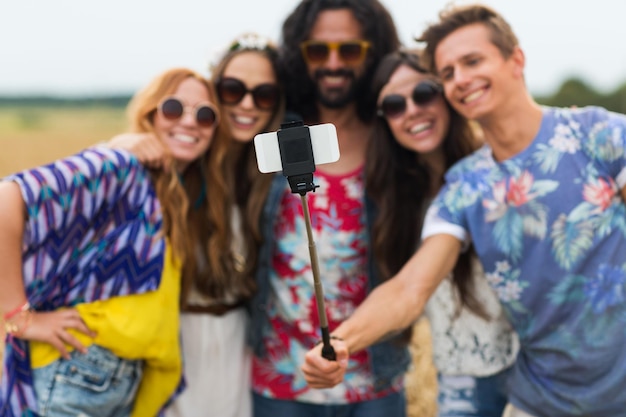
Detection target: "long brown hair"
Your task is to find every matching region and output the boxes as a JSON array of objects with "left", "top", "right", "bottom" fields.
[
  {"left": 126, "top": 67, "right": 242, "bottom": 305},
  {"left": 366, "top": 51, "right": 488, "bottom": 320},
  {"left": 210, "top": 35, "right": 285, "bottom": 285}
]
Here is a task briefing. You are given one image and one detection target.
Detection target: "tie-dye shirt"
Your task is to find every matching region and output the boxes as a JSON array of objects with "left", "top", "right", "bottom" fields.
[
  {"left": 252, "top": 167, "right": 402, "bottom": 403},
  {"left": 423, "top": 106, "right": 626, "bottom": 417},
  {"left": 1, "top": 147, "right": 165, "bottom": 416}
]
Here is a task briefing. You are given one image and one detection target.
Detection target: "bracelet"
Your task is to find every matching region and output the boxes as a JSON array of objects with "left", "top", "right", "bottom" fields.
[
  {"left": 315, "top": 335, "right": 344, "bottom": 346},
  {"left": 4, "top": 308, "right": 33, "bottom": 338},
  {"left": 3, "top": 301, "right": 30, "bottom": 321}
]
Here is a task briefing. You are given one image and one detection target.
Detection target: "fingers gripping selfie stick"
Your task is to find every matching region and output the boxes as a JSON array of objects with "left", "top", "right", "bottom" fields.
[{"left": 278, "top": 121, "right": 336, "bottom": 361}]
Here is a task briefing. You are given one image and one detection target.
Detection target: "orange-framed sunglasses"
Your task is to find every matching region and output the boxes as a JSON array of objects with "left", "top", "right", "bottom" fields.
[{"left": 300, "top": 40, "right": 371, "bottom": 65}]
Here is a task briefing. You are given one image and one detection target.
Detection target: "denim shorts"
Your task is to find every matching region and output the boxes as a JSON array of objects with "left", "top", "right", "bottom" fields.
[
  {"left": 252, "top": 390, "right": 406, "bottom": 417},
  {"left": 32, "top": 345, "right": 143, "bottom": 417},
  {"left": 437, "top": 368, "right": 510, "bottom": 417}
]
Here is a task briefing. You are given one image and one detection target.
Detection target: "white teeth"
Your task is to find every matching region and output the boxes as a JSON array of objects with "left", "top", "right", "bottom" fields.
[
  {"left": 463, "top": 89, "right": 484, "bottom": 104},
  {"left": 324, "top": 76, "right": 344, "bottom": 85},
  {"left": 410, "top": 122, "right": 432, "bottom": 134},
  {"left": 234, "top": 115, "right": 255, "bottom": 125},
  {"left": 173, "top": 134, "right": 196, "bottom": 144}
]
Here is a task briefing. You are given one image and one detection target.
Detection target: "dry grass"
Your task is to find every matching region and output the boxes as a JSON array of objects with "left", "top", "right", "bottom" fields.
[
  {"left": 0, "top": 107, "right": 438, "bottom": 414},
  {"left": 407, "top": 318, "right": 438, "bottom": 417},
  {"left": 0, "top": 105, "right": 126, "bottom": 176}
]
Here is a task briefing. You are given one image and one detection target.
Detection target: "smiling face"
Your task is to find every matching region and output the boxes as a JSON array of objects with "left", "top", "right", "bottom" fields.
[
  {"left": 220, "top": 51, "right": 278, "bottom": 142},
  {"left": 434, "top": 23, "right": 524, "bottom": 122},
  {"left": 305, "top": 8, "right": 368, "bottom": 109},
  {"left": 378, "top": 64, "right": 450, "bottom": 158},
  {"left": 153, "top": 77, "right": 217, "bottom": 172}
]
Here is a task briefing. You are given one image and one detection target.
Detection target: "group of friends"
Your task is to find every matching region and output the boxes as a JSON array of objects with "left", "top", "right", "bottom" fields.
[{"left": 1, "top": 1, "right": 625, "bottom": 417}]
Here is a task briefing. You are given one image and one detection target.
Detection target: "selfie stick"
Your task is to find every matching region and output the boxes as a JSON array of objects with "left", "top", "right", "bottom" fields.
[{"left": 278, "top": 121, "right": 336, "bottom": 361}]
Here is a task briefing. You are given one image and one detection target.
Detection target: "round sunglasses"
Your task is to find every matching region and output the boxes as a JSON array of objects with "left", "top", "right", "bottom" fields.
[
  {"left": 300, "top": 40, "right": 371, "bottom": 65},
  {"left": 215, "top": 77, "right": 279, "bottom": 110},
  {"left": 378, "top": 80, "right": 443, "bottom": 119},
  {"left": 158, "top": 97, "right": 218, "bottom": 128}
]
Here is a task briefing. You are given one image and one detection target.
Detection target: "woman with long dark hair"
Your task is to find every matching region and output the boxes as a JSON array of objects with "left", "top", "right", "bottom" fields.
[{"left": 366, "top": 50, "right": 519, "bottom": 417}]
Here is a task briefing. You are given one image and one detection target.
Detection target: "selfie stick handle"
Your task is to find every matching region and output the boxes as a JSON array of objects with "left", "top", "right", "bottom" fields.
[{"left": 300, "top": 193, "right": 336, "bottom": 361}]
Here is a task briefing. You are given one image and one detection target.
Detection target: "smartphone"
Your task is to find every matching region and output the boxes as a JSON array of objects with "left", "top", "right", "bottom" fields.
[{"left": 254, "top": 123, "right": 340, "bottom": 173}]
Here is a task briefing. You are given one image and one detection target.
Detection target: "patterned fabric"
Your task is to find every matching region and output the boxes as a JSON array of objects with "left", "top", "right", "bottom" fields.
[
  {"left": 0, "top": 147, "right": 165, "bottom": 416},
  {"left": 249, "top": 174, "right": 410, "bottom": 395},
  {"left": 423, "top": 106, "right": 626, "bottom": 417},
  {"left": 252, "top": 167, "right": 402, "bottom": 403},
  {"left": 424, "top": 259, "right": 519, "bottom": 376}
]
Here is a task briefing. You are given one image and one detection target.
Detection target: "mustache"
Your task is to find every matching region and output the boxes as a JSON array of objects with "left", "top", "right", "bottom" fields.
[{"left": 313, "top": 68, "right": 355, "bottom": 81}]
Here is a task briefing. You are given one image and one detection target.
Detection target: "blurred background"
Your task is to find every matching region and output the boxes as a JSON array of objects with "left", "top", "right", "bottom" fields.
[
  {"left": 2, "top": 0, "right": 625, "bottom": 176},
  {"left": 1, "top": 1, "right": 625, "bottom": 415}
]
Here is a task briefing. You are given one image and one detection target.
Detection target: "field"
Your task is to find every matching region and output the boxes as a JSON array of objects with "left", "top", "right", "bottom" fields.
[
  {"left": 0, "top": 105, "right": 127, "bottom": 176},
  {"left": 0, "top": 106, "right": 437, "bottom": 416}
]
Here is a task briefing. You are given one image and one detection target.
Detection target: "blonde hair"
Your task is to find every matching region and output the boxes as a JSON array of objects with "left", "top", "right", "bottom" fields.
[{"left": 126, "top": 67, "right": 242, "bottom": 303}]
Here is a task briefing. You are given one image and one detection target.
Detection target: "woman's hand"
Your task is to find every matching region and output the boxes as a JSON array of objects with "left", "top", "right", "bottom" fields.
[
  {"left": 107, "top": 133, "right": 170, "bottom": 170},
  {"left": 19, "top": 308, "right": 97, "bottom": 359}
]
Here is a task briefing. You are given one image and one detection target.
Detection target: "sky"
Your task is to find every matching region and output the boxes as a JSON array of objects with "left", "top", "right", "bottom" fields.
[{"left": 1, "top": 0, "right": 625, "bottom": 97}]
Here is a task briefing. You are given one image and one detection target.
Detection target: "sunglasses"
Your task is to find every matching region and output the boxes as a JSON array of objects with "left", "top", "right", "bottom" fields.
[
  {"left": 215, "top": 77, "right": 279, "bottom": 110},
  {"left": 300, "top": 40, "right": 371, "bottom": 65},
  {"left": 377, "top": 81, "right": 443, "bottom": 119},
  {"left": 158, "top": 97, "right": 218, "bottom": 128}
]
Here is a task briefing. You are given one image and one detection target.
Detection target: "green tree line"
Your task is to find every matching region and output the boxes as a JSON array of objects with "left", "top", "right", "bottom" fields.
[
  {"left": 1, "top": 76, "right": 626, "bottom": 113},
  {"left": 535, "top": 77, "right": 626, "bottom": 113}
]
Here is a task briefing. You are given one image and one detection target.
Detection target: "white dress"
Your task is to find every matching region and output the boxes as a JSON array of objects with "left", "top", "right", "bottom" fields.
[
  {"left": 165, "top": 208, "right": 252, "bottom": 417},
  {"left": 164, "top": 304, "right": 252, "bottom": 417}
]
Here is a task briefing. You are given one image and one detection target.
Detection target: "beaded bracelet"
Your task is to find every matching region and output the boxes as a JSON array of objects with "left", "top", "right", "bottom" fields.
[
  {"left": 3, "top": 302, "right": 33, "bottom": 338},
  {"left": 3, "top": 301, "right": 30, "bottom": 321}
]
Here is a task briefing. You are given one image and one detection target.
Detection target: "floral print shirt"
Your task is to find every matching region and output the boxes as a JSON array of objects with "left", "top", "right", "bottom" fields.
[
  {"left": 252, "top": 167, "right": 402, "bottom": 403},
  {"left": 423, "top": 106, "right": 626, "bottom": 417}
]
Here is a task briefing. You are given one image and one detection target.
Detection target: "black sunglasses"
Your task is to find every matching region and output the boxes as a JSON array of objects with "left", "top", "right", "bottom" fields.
[
  {"left": 215, "top": 77, "right": 279, "bottom": 110},
  {"left": 300, "top": 40, "right": 371, "bottom": 65},
  {"left": 378, "top": 80, "right": 442, "bottom": 119},
  {"left": 158, "top": 97, "right": 218, "bottom": 128}
]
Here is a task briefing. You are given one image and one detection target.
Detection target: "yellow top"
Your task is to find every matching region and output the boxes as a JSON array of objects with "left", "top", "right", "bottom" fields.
[{"left": 30, "top": 245, "right": 182, "bottom": 417}]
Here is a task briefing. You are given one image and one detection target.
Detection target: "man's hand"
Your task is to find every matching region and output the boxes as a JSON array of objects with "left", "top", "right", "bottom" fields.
[{"left": 301, "top": 338, "right": 349, "bottom": 388}]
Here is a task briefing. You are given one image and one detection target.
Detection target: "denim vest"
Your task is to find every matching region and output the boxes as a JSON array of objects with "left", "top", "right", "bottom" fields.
[{"left": 248, "top": 173, "right": 410, "bottom": 392}]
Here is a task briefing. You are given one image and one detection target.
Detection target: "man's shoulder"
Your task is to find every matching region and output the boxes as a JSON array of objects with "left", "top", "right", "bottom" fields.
[
  {"left": 548, "top": 105, "right": 626, "bottom": 127},
  {"left": 446, "top": 145, "right": 493, "bottom": 178}
]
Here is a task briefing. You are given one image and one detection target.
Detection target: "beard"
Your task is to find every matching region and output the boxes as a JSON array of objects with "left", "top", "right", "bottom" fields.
[{"left": 313, "top": 68, "right": 364, "bottom": 109}]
